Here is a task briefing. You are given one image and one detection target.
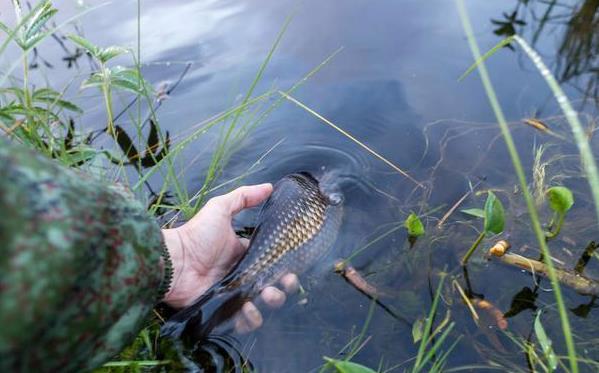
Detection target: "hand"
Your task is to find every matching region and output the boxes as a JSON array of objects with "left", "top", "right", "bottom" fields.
[{"left": 161, "top": 184, "right": 299, "bottom": 333}]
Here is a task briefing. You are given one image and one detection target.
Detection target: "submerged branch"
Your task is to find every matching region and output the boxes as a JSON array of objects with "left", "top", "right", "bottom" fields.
[
  {"left": 490, "top": 249, "right": 599, "bottom": 297},
  {"left": 334, "top": 261, "right": 411, "bottom": 327}
]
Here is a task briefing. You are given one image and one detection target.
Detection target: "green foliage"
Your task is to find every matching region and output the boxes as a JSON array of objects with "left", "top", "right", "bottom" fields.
[
  {"left": 323, "top": 357, "right": 377, "bottom": 373},
  {"left": 547, "top": 186, "right": 574, "bottom": 215},
  {"left": 2, "top": 0, "right": 58, "bottom": 51},
  {"left": 456, "top": 2, "right": 578, "bottom": 371},
  {"left": 483, "top": 191, "right": 505, "bottom": 234},
  {"left": 412, "top": 274, "right": 457, "bottom": 373},
  {"left": 461, "top": 208, "right": 484, "bottom": 218},
  {"left": 404, "top": 212, "right": 425, "bottom": 237},
  {"left": 534, "top": 311, "right": 558, "bottom": 371},
  {"left": 68, "top": 34, "right": 128, "bottom": 64},
  {"left": 412, "top": 317, "right": 425, "bottom": 343}
]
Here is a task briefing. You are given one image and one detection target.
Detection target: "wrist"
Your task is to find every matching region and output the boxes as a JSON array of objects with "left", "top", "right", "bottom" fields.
[{"left": 161, "top": 228, "right": 185, "bottom": 306}]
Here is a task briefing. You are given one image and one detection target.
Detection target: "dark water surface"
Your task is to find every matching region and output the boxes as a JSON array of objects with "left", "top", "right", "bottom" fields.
[{"left": 7, "top": 0, "right": 599, "bottom": 371}]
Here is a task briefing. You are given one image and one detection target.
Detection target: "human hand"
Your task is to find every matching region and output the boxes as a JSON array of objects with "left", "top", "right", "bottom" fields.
[{"left": 161, "top": 184, "right": 299, "bottom": 333}]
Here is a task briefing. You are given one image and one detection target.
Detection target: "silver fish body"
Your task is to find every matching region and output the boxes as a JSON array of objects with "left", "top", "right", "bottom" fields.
[{"left": 161, "top": 172, "right": 343, "bottom": 341}]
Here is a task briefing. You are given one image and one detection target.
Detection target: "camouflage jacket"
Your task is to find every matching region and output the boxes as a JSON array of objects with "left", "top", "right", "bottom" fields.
[{"left": 0, "top": 138, "right": 171, "bottom": 372}]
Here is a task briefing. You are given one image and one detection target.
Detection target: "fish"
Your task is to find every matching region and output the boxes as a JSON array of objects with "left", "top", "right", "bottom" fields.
[{"left": 161, "top": 172, "right": 343, "bottom": 342}]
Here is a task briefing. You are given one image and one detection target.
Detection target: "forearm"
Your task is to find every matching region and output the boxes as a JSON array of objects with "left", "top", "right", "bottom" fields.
[{"left": 0, "top": 138, "right": 169, "bottom": 371}]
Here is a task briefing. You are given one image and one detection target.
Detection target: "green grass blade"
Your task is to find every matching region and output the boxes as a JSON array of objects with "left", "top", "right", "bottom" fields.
[
  {"left": 458, "top": 35, "right": 514, "bottom": 81},
  {"left": 513, "top": 35, "right": 599, "bottom": 230},
  {"left": 455, "top": 1, "right": 578, "bottom": 372}
]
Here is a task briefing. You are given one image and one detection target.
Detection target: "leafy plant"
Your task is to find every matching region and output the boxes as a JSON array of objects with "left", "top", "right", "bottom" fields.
[
  {"left": 67, "top": 34, "right": 151, "bottom": 137},
  {"left": 545, "top": 186, "right": 574, "bottom": 239},
  {"left": 461, "top": 191, "right": 505, "bottom": 265},
  {"left": 411, "top": 274, "right": 458, "bottom": 373}
]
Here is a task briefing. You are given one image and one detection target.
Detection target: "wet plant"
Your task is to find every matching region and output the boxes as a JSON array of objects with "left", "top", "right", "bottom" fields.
[
  {"left": 460, "top": 191, "right": 505, "bottom": 265},
  {"left": 545, "top": 186, "right": 574, "bottom": 239}
]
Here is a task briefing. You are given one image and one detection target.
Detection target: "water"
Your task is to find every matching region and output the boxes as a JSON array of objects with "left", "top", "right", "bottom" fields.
[{"left": 5, "top": 0, "right": 599, "bottom": 371}]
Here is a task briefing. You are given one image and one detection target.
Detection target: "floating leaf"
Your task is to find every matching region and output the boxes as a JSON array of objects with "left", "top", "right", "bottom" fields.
[
  {"left": 534, "top": 311, "right": 558, "bottom": 371},
  {"left": 404, "top": 212, "right": 425, "bottom": 237},
  {"left": 483, "top": 191, "right": 505, "bottom": 235},
  {"left": 323, "top": 357, "right": 377, "bottom": 373},
  {"left": 546, "top": 186, "right": 574, "bottom": 215},
  {"left": 412, "top": 317, "right": 425, "bottom": 343},
  {"left": 461, "top": 208, "right": 485, "bottom": 218}
]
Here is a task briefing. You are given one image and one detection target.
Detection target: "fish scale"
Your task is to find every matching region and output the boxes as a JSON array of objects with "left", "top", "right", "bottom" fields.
[{"left": 161, "top": 172, "right": 343, "bottom": 342}]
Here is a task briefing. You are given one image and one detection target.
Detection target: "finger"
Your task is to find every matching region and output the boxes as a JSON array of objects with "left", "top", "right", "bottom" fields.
[
  {"left": 215, "top": 183, "right": 273, "bottom": 216},
  {"left": 239, "top": 237, "right": 250, "bottom": 250},
  {"left": 280, "top": 273, "right": 300, "bottom": 294},
  {"left": 260, "top": 286, "right": 286, "bottom": 308},
  {"left": 235, "top": 302, "right": 263, "bottom": 334}
]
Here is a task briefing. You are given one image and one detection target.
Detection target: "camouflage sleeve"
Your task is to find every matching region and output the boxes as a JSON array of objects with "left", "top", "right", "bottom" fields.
[{"left": 0, "top": 138, "right": 172, "bottom": 372}]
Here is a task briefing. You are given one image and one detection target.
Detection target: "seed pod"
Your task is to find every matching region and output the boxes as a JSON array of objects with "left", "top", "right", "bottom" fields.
[{"left": 489, "top": 240, "right": 511, "bottom": 257}]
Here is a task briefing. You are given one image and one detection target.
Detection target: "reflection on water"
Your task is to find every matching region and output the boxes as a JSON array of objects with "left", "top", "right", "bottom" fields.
[{"left": 9, "top": 0, "right": 599, "bottom": 370}]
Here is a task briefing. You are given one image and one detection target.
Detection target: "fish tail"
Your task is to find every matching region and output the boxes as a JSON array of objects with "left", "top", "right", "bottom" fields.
[
  {"left": 160, "top": 288, "right": 217, "bottom": 339},
  {"left": 161, "top": 286, "right": 252, "bottom": 342}
]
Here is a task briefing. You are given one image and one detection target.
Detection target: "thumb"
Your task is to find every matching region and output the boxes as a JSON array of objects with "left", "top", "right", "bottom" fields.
[{"left": 215, "top": 183, "right": 273, "bottom": 216}]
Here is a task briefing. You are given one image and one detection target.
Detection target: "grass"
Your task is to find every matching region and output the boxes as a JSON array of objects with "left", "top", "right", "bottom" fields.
[
  {"left": 3, "top": 1, "right": 599, "bottom": 372},
  {"left": 454, "top": 1, "right": 599, "bottom": 371}
]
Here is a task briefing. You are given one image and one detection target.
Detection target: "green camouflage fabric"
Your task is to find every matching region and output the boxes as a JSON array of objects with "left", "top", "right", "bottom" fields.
[{"left": 0, "top": 138, "right": 169, "bottom": 372}]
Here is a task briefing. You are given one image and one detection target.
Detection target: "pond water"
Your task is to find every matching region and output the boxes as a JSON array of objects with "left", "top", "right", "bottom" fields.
[{"left": 6, "top": 0, "right": 599, "bottom": 371}]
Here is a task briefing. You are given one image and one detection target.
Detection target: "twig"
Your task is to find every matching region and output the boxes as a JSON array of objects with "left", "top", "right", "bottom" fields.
[
  {"left": 490, "top": 249, "right": 599, "bottom": 296},
  {"left": 334, "top": 261, "right": 411, "bottom": 327},
  {"left": 437, "top": 179, "right": 483, "bottom": 229}
]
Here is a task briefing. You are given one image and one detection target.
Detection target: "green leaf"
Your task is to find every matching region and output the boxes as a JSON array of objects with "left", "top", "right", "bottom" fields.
[
  {"left": 67, "top": 34, "right": 99, "bottom": 57},
  {"left": 404, "top": 212, "right": 425, "bottom": 237},
  {"left": 63, "top": 147, "right": 97, "bottom": 167},
  {"left": 23, "top": 1, "right": 56, "bottom": 41},
  {"left": 81, "top": 72, "right": 104, "bottom": 90},
  {"left": 534, "top": 311, "right": 558, "bottom": 371},
  {"left": 32, "top": 88, "right": 82, "bottom": 113},
  {"left": 546, "top": 186, "right": 574, "bottom": 215},
  {"left": 97, "top": 46, "right": 128, "bottom": 64},
  {"left": 412, "top": 317, "right": 425, "bottom": 343},
  {"left": 461, "top": 208, "right": 485, "bottom": 218},
  {"left": 323, "top": 357, "right": 377, "bottom": 373},
  {"left": 483, "top": 191, "right": 505, "bottom": 235},
  {"left": 110, "top": 66, "right": 153, "bottom": 95}
]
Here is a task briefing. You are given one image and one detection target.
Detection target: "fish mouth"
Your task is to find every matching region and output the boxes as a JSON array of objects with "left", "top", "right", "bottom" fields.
[{"left": 295, "top": 170, "right": 344, "bottom": 206}]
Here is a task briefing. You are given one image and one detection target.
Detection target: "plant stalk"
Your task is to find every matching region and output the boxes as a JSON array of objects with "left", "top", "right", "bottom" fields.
[{"left": 461, "top": 231, "right": 486, "bottom": 265}]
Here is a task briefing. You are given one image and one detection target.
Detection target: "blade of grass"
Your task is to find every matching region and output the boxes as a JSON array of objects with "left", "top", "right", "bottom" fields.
[
  {"left": 458, "top": 35, "right": 515, "bottom": 82},
  {"left": 455, "top": 1, "right": 578, "bottom": 372},
  {"left": 279, "top": 91, "right": 425, "bottom": 189},
  {"left": 513, "top": 35, "right": 599, "bottom": 230}
]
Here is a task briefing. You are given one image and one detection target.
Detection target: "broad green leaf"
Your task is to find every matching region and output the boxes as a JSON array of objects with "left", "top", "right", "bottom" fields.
[
  {"left": 97, "top": 46, "right": 128, "bottom": 64},
  {"left": 412, "top": 317, "right": 425, "bottom": 343},
  {"left": 461, "top": 208, "right": 485, "bottom": 218},
  {"left": 546, "top": 186, "right": 574, "bottom": 214},
  {"left": 534, "top": 311, "right": 558, "bottom": 371},
  {"left": 404, "top": 212, "right": 425, "bottom": 237},
  {"left": 323, "top": 357, "right": 377, "bottom": 373},
  {"left": 68, "top": 34, "right": 99, "bottom": 57},
  {"left": 483, "top": 191, "right": 505, "bottom": 235}
]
